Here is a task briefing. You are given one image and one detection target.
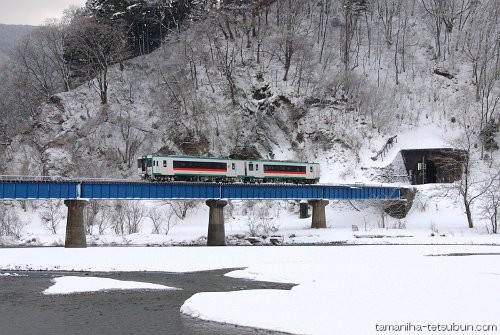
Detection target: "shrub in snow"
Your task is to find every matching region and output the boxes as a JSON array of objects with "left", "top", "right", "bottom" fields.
[
  {"left": 146, "top": 201, "right": 189, "bottom": 235},
  {"left": 84, "top": 200, "right": 112, "bottom": 235},
  {"left": 244, "top": 201, "right": 281, "bottom": 237},
  {"left": 111, "top": 200, "right": 145, "bottom": 235},
  {"left": 0, "top": 205, "right": 26, "bottom": 238},
  {"left": 480, "top": 176, "right": 500, "bottom": 234},
  {"left": 40, "top": 200, "right": 64, "bottom": 235}
]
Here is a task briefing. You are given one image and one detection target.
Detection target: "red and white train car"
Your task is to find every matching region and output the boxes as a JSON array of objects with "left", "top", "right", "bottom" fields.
[{"left": 137, "top": 155, "right": 320, "bottom": 184}]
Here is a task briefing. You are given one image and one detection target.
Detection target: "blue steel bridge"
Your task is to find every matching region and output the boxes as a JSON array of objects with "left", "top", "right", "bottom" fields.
[
  {"left": 0, "top": 176, "right": 402, "bottom": 247},
  {"left": 0, "top": 176, "right": 400, "bottom": 200}
]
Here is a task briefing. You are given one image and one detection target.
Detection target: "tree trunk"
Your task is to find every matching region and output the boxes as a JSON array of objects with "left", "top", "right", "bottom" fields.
[{"left": 463, "top": 195, "right": 474, "bottom": 228}]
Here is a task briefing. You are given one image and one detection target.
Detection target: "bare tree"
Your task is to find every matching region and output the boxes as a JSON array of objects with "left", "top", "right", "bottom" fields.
[
  {"left": 276, "top": 0, "right": 307, "bottom": 81},
  {"left": 375, "top": 0, "right": 402, "bottom": 48},
  {"left": 110, "top": 201, "right": 145, "bottom": 235},
  {"left": 338, "top": 0, "right": 368, "bottom": 90},
  {"left": 0, "top": 66, "right": 28, "bottom": 145},
  {"left": 449, "top": 112, "right": 499, "bottom": 229},
  {"left": 147, "top": 203, "right": 180, "bottom": 235},
  {"left": 481, "top": 171, "right": 500, "bottom": 234},
  {"left": 40, "top": 200, "right": 64, "bottom": 234},
  {"left": 5, "top": 18, "right": 72, "bottom": 115},
  {"left": 420, "top": 0, "right": 475, "bottom": 60},
  {"left": 83, "top": 199, "right": 111, "bottom": 235},
  {"left": 463, "top": 1, "right": 500, "bottom": 159},
  {"left": 464, "top": 0, "right": 499, "bottom": 102},
  {"left": 66, "top": 15, "right": 128, "bottom": 104},
  {"left": 147, "top": 206, "right": 164, "bottom": 234},
  {"left": 116, "top": 108, "right": 144, "bottom": 168},
  {"left": 162, "top": 200, "right": 198, "bottom": 220},
  {"left": 112, "top": 200, "right": 126, "bottom": 235},
  {"left": 316, "top": 0, "right": 334, "bottom": 64},
  {"left": 0, "top": 204, "right": 26, "bottom": 238},
  {"left": 123, "top": 201, "right": 145, "bottom": 234},
  {"left": 392, "top": 4, "right": 412, "bottom": 85},
  {"left": 210, "top": 34, "right": 238, "bottom": 104},
  {"left": 39, "top": 20, "right": 73, "bottom": 92},
  {"left": 97, "top": 202, "right": 112, "bottom": 235},
  {"left": 10, "top": 32, "right": 58, "bottom": 100}
]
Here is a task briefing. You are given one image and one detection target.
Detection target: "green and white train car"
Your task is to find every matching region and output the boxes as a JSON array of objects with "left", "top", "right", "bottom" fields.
[{"left": 137, "top": 155, "right": 320, "bottom": 184}]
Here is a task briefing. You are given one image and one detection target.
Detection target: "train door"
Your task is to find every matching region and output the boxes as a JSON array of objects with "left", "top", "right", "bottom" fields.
[
  {"left": 254, "top": 162, "right": 261, "bottom": 179},
  {"left": 151, "top": 157, "right": 158, "bottom": 177},
  {"left": 166, "top": 157, "right": 174, "bottom": 176},
  {"left": 246, "top": 161, "right": 256, "bottom": 180},
  {"left": 305, "top": 164, "right": 311, "bottom": 180},
  {"left": 157, "top": 157, "right": 169, "bottom": 176},
  {"left": 312, "top": 164, "right": 320, "bottom": 181},
  {"left": 308, "top": 164, "right": 318, "bottom": 180},
  {"left": 227, "top": 161, "right": 237, "bottom": 178},
  {"left": 233, "top": 160, "right": 245, "bottom": 180}
]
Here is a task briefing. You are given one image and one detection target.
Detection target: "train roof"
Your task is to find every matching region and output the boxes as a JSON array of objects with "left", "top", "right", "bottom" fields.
[{"left": 138, "top": 154, "right": 319, "bottom": 165}]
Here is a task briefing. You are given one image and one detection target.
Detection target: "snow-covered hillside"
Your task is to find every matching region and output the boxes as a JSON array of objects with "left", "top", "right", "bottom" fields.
[{"left": 0, "top": 0, "right": 499, "bottom": 244}]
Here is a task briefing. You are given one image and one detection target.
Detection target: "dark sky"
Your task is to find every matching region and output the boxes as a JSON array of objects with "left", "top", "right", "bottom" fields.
[{"left": 0, "top": 0, "right": 86, "bottom": 25}]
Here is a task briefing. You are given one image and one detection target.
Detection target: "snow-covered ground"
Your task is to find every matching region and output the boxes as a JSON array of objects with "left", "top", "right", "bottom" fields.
[
  {"left": 1, "top": 245, "right": 499, "bottom": 335},
  {"left": 43, "top": 276, "right": 180, "bottom": 294}
]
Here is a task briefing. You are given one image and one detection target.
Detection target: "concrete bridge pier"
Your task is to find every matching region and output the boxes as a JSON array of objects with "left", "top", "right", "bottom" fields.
[
  {"left": 308, "top": 200, "right": 329, "bottom": 229},
  {"left": 299, "top": 200, "right": 309, "bottom": 218},
  {"left": 64, "top": 199, "right": 88, "bottom": 248},
  {"left": 206, "top": 199, "right": 227, "bottom": 246}
]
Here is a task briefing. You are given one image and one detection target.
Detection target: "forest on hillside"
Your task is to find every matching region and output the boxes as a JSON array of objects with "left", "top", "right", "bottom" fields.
[
  {"left": 0, "top": 0, "right": 498, "bottom": 157},
  {"left": 0, "top": 0, "right": 498, "bottom": 234}
]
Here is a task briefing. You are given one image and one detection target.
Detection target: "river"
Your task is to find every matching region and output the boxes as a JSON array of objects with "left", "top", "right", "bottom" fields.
[{"left": 0, "top": 270, "right": 294, "bottom": 335}]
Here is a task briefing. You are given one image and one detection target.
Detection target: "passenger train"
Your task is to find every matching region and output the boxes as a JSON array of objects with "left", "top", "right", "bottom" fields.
[{"left": 137, "top": 155, "right": 320, "bottom": 184}]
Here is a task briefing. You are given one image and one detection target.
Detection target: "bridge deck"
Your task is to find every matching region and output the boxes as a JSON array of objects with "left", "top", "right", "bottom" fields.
[{"left": 0, "top": 178, "right": 401, "bottom": 200}]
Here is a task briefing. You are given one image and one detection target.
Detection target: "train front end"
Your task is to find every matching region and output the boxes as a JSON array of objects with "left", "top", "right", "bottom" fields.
[{"left": 137, "top": 155, "right": 153, "bottom": 179}]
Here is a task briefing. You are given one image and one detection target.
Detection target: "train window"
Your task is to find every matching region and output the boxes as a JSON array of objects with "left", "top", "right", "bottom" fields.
[
  {"left": 163, "top": 160, "right": 167, "bottom": 167},
  {"left": 232, "top": 163, "right": 235, "bottom": 170},
  {"left": 256, "top": 164, "right": 259, "bottom": 171},
  {"left": 310, "top": 166, "right": 313, "bottom": 172},
  {"left": 263, "top": 164, "right": 306, "bottom": 173},
  {"left": 173, "top": 160, "right": 227, "bottom": 170},
  {"left": 249, "top": 163, "right": 254, "bottom": 171}
]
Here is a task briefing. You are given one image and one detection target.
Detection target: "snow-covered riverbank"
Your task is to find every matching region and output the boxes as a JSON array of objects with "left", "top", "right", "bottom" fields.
[{"left": 1, "top": 245, "right": 499, "bottom": 335}]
